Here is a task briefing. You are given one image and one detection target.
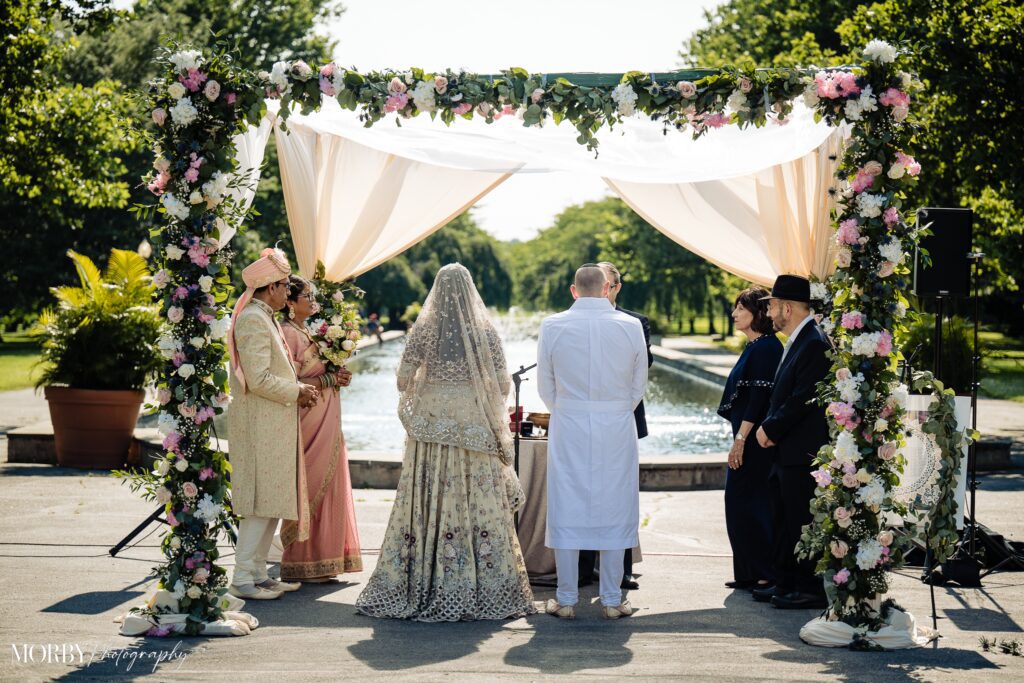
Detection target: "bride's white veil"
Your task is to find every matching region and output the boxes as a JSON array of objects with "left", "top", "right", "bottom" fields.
[{"left": 397, "top": 263, "right": 513, "bottom": 463}]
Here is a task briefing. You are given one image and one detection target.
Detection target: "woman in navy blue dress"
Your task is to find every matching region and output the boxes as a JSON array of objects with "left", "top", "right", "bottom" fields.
[{"left": 717, "top": 287, "right": 783, "bottom": 590}]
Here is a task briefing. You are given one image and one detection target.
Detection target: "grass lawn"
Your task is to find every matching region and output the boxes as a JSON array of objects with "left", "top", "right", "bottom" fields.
[
  {"left": 0, "top": 333, "right": 42, "bottom": 392},
  {"left": 979, "top": 330, "right": 1024, "bottom": 403}
]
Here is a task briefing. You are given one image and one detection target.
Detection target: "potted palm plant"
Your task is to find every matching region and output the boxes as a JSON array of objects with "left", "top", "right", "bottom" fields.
[{"left": 34, "top": 249, "right": 163, "bottom": 468}]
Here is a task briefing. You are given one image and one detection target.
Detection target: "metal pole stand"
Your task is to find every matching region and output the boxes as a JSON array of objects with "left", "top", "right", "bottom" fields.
[{"left": 109, "top": 507, "right": 166, "bottom": 557}]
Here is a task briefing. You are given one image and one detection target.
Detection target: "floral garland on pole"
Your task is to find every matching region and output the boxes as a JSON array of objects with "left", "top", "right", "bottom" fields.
[
  {"left": 127, "top": 39, "right": 920, "bottom": 635},
  {"left": 795, "top": 41, "right": 926, "bottom": 629}
]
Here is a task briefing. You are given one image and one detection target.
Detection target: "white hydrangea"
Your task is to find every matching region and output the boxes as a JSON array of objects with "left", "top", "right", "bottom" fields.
[
  {"left": 157, "top": 412, "right": 180, "bottom": 436},
  {"left": 269, "top": 61, "right": 291, "bottom": 95},
  {"left": 201, "top": 172, "right": 229, "bottom": 205},
  {"left": 170, "top": 580, "right": 187, "bottom": 601},
  {"left": 857, "top": 85, "right": 878, "bottom": 115},
  {"left": 169, "top": 50, "right": 203, "bottom": 73},
  {"left": 161, "top": 193, "right": 190, "bottom": 221},
  {"left": 195, "top": 494, "right": 223, "bottom": 523},
  {"left": 837, "top": 372, "right": 865, "bottom": 404},
  {"left": 890, "top": 383, "right": 909, "bottom": 409},
  {"left": 810, "top": 282, "right": 829, "bottom": 303},
  {"left": 844, "top": 98, "right": 863, "bottom": 121},
  {"left": 727, "top": 89, "right": 749, "bottom": 113},
  {"left": 879, "top": 237, "right": 904, "bottom": 263},
  {"left": 208, "top": 316, "right": 231, "bottom": 340},
  {"left": 611, "top": 83, "right": 638, "bottom": 117},
  {"left": 856, "top": 192, "right": 886, "bottom": 218},
  {"left": 410, "top": 80, "right": 436, "bottom": 112},
  {"left": 851, "top": 331, "right": 882, "bottom": 356},
  {"left": 856, "top": 476, "right": 887, "bottom": 507},
  {"left": 833, "top": 430, "right": 861, "bottom": 466},
  {"left": 855, "top": 538, "right": 885, "bottom": 569},
  {"left": 863, "top": 40, "right": 898, "bottom": 64},
  {"left": 169, "top": 97, "right": 199, "bottom": 126}
]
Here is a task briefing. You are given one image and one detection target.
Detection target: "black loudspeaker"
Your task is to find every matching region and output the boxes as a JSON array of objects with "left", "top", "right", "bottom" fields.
[{"left": 913, "top": 207, "right": 973, "bottom": 297}]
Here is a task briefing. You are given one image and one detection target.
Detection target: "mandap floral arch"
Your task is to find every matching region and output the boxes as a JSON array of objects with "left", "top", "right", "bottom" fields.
[{"left": 128, "top": 38, "right": 963, "bottom": 644}]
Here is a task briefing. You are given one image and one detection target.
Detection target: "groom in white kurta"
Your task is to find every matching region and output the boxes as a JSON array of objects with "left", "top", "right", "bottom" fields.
[{"left": 538, "top": 265, "right": 648, "bottom": 617}]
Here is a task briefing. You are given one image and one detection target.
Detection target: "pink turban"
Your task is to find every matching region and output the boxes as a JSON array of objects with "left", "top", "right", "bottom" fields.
[{"left": 227, "top": 247, "right": 292, "bottom": 391}]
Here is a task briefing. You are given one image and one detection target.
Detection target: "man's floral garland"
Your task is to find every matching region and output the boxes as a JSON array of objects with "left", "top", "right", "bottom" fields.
[{"left": 130, "top": 39, "right": 920, "bottom": 634}]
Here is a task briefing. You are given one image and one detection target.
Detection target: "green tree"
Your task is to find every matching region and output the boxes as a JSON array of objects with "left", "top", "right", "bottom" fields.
[
  {"left": 0, "top": 0, "right": 136, "bottom": 322},
  {"left": 683, "top": 0, "right": 1024, "bottom": 331}
]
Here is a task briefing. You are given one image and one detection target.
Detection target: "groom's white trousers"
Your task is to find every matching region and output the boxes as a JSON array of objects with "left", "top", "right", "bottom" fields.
[
  {"left": 233, "top": 516, "right": 278, "bottom": 586},
  {"left": 555, "top": 548, "right": 625, "bottom": 607}
]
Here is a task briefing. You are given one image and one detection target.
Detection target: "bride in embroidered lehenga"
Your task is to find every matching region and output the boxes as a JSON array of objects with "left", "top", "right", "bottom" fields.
[{"left": 355, "top": 263, "right": 535, "bottom": 621}]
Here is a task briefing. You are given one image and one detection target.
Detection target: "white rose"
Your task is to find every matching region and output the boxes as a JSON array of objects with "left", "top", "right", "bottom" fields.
[
  {"left": 186, "top": 586, "right": 203, "bottom": 599},
  {"left": 167, "top": 82, "right": 187, "bottom": 100},
  {"left": 190, "top": 336, "right": 206, "bottom": 348},
  {"left": 888, "top": 163, "right": 906, "bottom": 179},
  {"left": 203, "top": 80, "right": 221, "bottom": 102},
  {"left": 178, "top": 363, "right": 195, "bottom": 379},
  {"left": 198, "top": 275, "right": 213, "bottom": 292},
  {"left": 155, "top": 486, "right": 171, "bottom": 504},
  {"left": 189, "top": 191, "right": 204, "bottom": 205},
  {"left": 169, "top": 536, "right": 181, "bottom": 550},
  {"left": 208, "top": 316, "right": 231, "bottom": 340},
  {"left": 155, "top": 459, "right": 170, "bottom": 476},
  {"left": 174, "top": 459, "right": 189, "bottom": 472},
  {"left": 341, "top": 339, "right": 356, "bottom": 351}
]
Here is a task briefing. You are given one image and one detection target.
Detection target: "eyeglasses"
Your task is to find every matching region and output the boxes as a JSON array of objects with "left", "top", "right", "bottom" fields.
[{"left": 300, "top": 292, "right": 316, "bottom": 301}]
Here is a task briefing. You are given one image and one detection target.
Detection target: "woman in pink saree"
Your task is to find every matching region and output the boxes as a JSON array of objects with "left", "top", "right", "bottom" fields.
[{"left": 279, "top": 276, "right": 363, "bottom": 581}]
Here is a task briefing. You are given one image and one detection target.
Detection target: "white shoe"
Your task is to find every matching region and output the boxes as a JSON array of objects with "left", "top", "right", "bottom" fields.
[
  {"left": 229, "top": 583, "right": 282, "bottom": 600},
  {"left": 544, "top": 599, "right": 576, "bottom": 619},
  {"left": 602, "top": 601, "right": 634, "bottom": 619},
  {"left": 257, "top": 578, "right": 301, "bottom": 593}
]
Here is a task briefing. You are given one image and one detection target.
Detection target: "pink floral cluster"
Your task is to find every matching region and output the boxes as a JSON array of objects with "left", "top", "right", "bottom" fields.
[
  {"left": 850, "top": 160, "right": 884, "bottom": 193},
  {"left": 811, "top": 468, "right": 833, "bottom": 487},
  {"left": 883, "top": 206, "right": 900, "bottom": 226},
  {"left": 828, "top": 401, "right": 860, "bottom": 429},
  {"left": 879, "top": 87, "right": 910, "bottom": 120},
  {"left": 319, "top": 63, "right": 339, "bottom": 97},
  {"left": 180, "top": 68, "right": 208, "bottom": 93},
  {"left": 841, "top": 311, "right": 865, "bottom": 330},
  {"left": 836, "top": 218, "right": 861, "bottom": 246},
  {"left": 814, "top": 70, "right": 861, "bottom": 99},
  {"left": 894, "top": 151, "right": 921, "bottom": 176},
  {"left": 876, "top": 329, "right": 893, "bottom": 356},
  {"left": 184, "top": 153, "right": 204, "bottom": 183}
]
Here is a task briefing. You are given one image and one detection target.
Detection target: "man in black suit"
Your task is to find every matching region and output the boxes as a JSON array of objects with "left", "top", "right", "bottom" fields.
[
  {"left": 753, "top": 274, "right": 831, "bottom": 610},
  {"left": 575, "top": 262, "right": 652, "bottom": 590}
]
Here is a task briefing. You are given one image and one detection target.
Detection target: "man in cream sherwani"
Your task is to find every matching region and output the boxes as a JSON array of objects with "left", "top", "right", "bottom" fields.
[
  {"left": 537, "top": 264, "right": 648, "bottom": 619},
  {"left": 227, "top": 248, "right": 319, "bottom": 600}
]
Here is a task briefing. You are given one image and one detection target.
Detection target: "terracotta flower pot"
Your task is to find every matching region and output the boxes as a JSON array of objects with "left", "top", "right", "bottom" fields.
[{"left": 44, "top": 387, "right": 145, "bottom": 469}]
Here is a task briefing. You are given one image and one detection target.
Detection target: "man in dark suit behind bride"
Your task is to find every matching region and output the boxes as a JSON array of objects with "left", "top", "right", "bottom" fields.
[
  {"left": 754, "top": 274, "right": 832, "bottom": 610},
  {"left": 575, "top": 262, "right": 652, "bottom": 591}
]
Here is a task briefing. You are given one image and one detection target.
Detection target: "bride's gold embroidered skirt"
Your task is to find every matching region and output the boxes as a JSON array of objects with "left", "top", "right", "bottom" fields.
[{"left": 355, "top": 439, "right": 535, "bottom": 621}]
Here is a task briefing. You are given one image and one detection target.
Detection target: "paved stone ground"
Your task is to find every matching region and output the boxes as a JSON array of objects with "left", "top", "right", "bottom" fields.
[{"left": 1, "top": 463, "right": 1022, "bottom": 681}]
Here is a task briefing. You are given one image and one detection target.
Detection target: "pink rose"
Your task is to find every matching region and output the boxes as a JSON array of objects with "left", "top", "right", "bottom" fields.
[
  {"left": 193, "top": 567, "right": 209, "bottom": 584},
  {"left": 842, "top": 472, "right": 859, "bottom": 488},
  {"left": 452, "top": 102, "right": 472, "bottom": 116},
  {"left": 204, "top": 80, "right": 220, "bottom": 102},
  {"left": 434, "top": 75, "right": 448, "bottom": 94},
  {"left": 167, "top": 306, "right": 184, "bottom": 323},
  {"left": 147, "top": 171, "right": 170, "bottom": 196},
  {"left": 834, "top": 506, "right": 852, "bottom": 528},
  {"left": 836, "top": 248, "right": 852, "bottom": 268},
  {"left": 319, "top": 67, "right": 337, "bottom": 97},
  {"left": 152, "top": 108, "right": 167, "bottom": 126},
  {"left": 153, "top": 270, "right": 170, "bottom": 289},
  {"left": 830, "top": 540, "right": 849, "bottom": 558},
  {"left": 320, "top": 63, "right": 336, "bottom": 79},
  {"left": 677, "top": 81, "right": 697, "bottom": 98},
  {"left": 878, "top": 530, "right": 894, "bottom": 547},
  {"left": 157, "top": 388, "right": 172, "bottom": 405},
  {"left": 530, "top": 88, "right": 545, "bottom": 104},
  {"left": 878, "top": 441, "right": 897, "bottom": 461},
  {"left": 388, "top": 77, "right": 407, "bottom": 94},
  {"left": 878, "top": 261, "right": 896, "bottom": 278},
  {"left": 178, "top": 403, "right": 197, "bottom": 419},
  {"left": 475, "top": 102, "right": 493, "bottom": 117},
  {"left": 182, "top": 481, "right": 198, "bottom": 498},
  {"left": 833, "top": 568, "right": 851, "bottom": 585},
  {"left": 737, "top": 76, "right": 753, "bottom": 93},
  {"left": 863, "top": 160, "right": 883, "bottom": 176},
  {"left": 836, "top": 368, "right": 852, "bottom": 381}
]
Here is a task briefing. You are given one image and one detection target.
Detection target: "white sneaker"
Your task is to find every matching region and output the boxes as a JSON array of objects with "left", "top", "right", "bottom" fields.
[
  {"left": 257, "top": 578, "right": 301, "bottom": 593},
  {"left": 229, "top": 583, "right": 282, "bottom": 600}
]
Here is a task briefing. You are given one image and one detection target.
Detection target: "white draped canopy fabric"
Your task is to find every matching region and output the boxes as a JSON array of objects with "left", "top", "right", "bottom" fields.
[{"left": 231, "top": 98, "right": 846, "bottom": 284}]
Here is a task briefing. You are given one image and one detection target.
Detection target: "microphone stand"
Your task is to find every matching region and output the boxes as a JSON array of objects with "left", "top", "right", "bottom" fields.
[{"left": 511, "top": 363, "right": 537, "bottom": 530}]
